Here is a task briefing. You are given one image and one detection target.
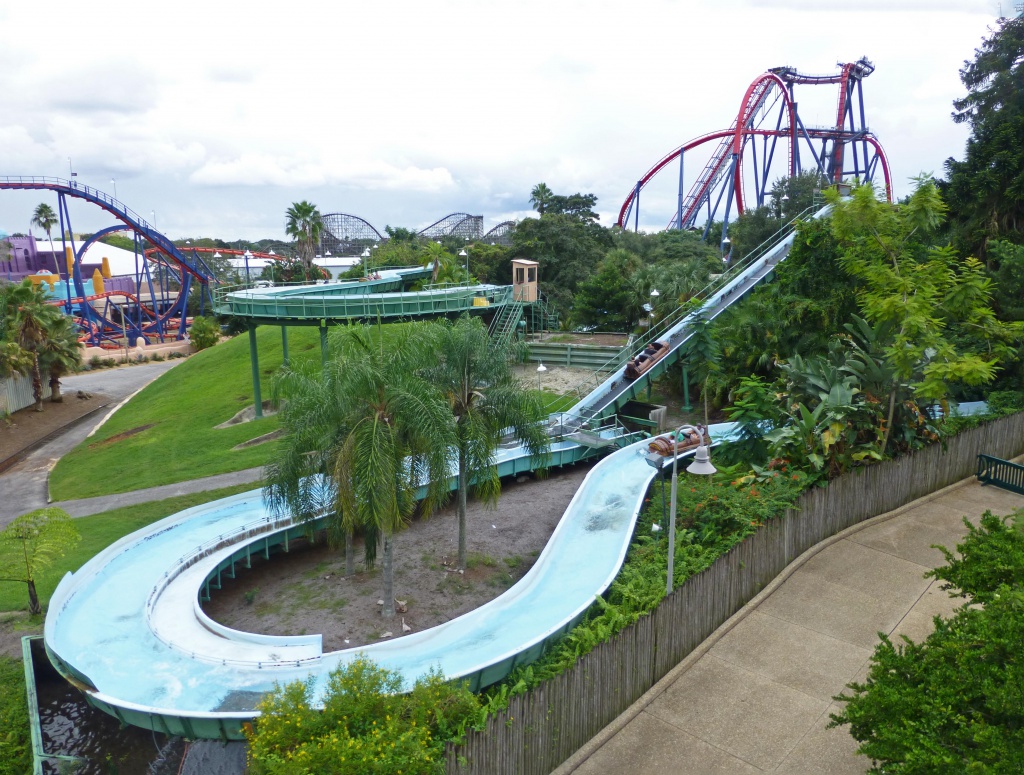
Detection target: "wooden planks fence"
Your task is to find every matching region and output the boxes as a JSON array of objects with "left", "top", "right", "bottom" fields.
[{"left": 445, "top": 411, "right": 1024, "bottom": 774}]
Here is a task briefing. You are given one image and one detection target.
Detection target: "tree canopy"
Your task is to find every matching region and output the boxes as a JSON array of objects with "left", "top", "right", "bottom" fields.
[{"left": 944, "top": 16, "right": 1024, "bottom": 256}]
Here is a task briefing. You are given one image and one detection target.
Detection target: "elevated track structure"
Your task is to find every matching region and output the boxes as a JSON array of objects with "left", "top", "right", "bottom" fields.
[
  {"left": 0, "top": 177, "right": 215, "bottom": 344},
  {"left": 616, "top": 59, "right": 890, "bottom": 248}
]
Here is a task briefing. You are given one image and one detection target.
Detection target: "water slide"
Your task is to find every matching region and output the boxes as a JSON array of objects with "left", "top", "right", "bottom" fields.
[{"left": 44, "top": 210, "right": 822, "bottom": 738}]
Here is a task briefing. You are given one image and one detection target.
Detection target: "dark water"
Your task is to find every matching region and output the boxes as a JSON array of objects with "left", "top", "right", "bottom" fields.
[{"left": 31, "top": 641, "right": 244, "bottom": 774}]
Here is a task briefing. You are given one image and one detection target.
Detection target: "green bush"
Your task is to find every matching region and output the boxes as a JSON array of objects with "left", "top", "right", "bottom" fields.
[
  {"left": 189, "top": 316, "right": 219, "bottom": 351},
  {"left": 246, "top": 657, "right": 482, "bottom": 774},
  {"left": 830, "top": 510, "right": 1024, "bottom": 773},
  {"left": 0, "top": 656, "right": 31, "bottom": 775}
]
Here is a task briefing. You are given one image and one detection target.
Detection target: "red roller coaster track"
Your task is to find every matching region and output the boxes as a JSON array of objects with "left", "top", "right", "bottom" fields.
[{"left": 616, "top": 58, "right": 891, "bottom": 235}]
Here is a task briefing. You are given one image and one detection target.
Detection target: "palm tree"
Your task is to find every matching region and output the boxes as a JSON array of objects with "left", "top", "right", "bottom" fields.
[
  {"left": 265, "top": 323, "right": 456, "bottom": 618},
  {"left": 424, "top": 315, "right": 550, "bottom": 570},
  {"left": 530, "top": 183, "right": 554, "bottom": 215},
  {"left": 421, "top": 241, "right": 450, "bottom": 284},
  {"left": 5, "top": 280, "right": 60, "bottom": 411},
  {"left": 39, "top": 314, "right": 81, "bottom": 403},
  {"left": 31, "top": 204, "right": 58, "bottom": 273},
  {"left": 284, "top": 201, "right": 323, "bottom": 276}
]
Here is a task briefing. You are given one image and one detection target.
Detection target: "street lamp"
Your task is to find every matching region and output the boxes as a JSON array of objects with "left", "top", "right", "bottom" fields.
[
  {"left": 243, "top": 249, "right": 253, "bottom": 283},
  {"left": 110, "top": 178, "right": 117, "bottom": 200},
  {"left": 536, "top": 362, "right": 547, "bottom": 391},
  {"left": 459, "top": 248, "right": 468, "bottom": 284},
  {"left": 362, "top": 247, "right": 371, "bottom": 278},
  {"left": 721, "top": 237, "right": 731, "bottom": 265},
  {"left": 649, "top": 288, "right": 660, "bottom": 329},
  {"left": 645, "top": 424, "right": 716, "bottom": 596}
]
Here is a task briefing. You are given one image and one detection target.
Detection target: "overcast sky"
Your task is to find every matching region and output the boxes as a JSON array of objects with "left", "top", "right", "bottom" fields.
[{"left": 0, "top": 0, "right": 1009, "bottom": 242}]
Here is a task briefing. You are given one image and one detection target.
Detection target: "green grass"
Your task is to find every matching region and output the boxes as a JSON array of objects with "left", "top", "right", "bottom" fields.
[
  {"left": 538, "top": 389, "right": 578, "bottom": 414},
  {"left": 0, "top": 483, "right": 259, "bottom": 613},
  {"left": 50, "top": 327, "right": 324, "bottom": 500}
]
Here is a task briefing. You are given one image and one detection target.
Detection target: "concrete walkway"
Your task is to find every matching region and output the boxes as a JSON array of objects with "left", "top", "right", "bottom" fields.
[
  {"left": 49, "top": 466, "right": 264, "bottom": 518},
  {"left": 555, "top": 473, "right": 1024, "bottom": 775}
]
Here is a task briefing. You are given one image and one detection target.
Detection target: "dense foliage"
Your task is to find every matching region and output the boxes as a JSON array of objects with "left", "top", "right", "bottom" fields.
[
  {"left": 944, "top": 16, "right": 1024, "bottom": 258},
  {"left": 246, "top": 657, "right": 481, "bottom": 774},
  {"left": 831, "top": 509, "right": 1024, "bottom": 774},
  {"left": 0, "top": 656, "right": 31, "bottom": 775}
]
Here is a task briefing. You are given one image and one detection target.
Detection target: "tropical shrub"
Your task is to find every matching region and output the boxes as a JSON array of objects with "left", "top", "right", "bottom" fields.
[
  {"left": 830, "top": 510, "right": 1024, "bottom": 774},
  {"left": 246, "top": 657, "right": 482, "bottom": 774},
  {"left": 189, "top": 316, "right": 219, "bottom": 351}
]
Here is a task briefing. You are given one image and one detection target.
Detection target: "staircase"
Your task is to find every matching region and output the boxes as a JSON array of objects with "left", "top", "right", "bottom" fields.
[{"left": 489, "top": 301, "right": 524, "bottom": 347}]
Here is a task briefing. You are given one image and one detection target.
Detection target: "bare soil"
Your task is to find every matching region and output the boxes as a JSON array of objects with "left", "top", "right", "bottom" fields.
[
  {"left": 0, "top": 392, "right": 110, "bottom": 469},
  {"left": 203, "top": 463, "right": 593, "bottom": 650}
]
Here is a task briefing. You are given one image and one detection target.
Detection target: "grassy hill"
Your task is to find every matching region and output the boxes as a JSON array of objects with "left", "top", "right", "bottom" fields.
[{"left": 50, "top": 327, "right": 324, "bottom": 500}]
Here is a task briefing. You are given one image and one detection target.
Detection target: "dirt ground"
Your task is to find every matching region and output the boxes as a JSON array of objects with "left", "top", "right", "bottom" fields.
[
  {"left": 512, "top": 363, "right": 604, "bottom": 396},
  {"left": 203, "top": 463, "right": 593, "bottom": 650},
  {"left": 0, "top": 392, "right": 110, "bottom": 469}
]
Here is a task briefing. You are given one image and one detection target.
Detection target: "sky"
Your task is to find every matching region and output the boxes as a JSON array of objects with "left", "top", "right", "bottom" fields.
[{"left": 0, "top": 0, "right": 1011, "bottom": 243}]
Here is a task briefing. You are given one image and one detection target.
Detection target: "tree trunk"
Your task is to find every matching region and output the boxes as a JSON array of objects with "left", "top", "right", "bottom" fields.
[
  {"left": 882, "top": 387, "right": 897, "bottom": 454},
  {"left": 457, "top": 453, "right": 468, "bottom": 570},
  {"left": 27, "top": 579, "right": 41, "bottom": 615},
  {"left": 381, "top": 534, "right": 395, "bottom": 618},
  {"left": 50, "top": 372, "right": 63, "bottom": 403},
  {"left": 31, "top": 355, "right": 43, "bottom": 412},
  {"left": 345, "top": 530, "right": 355, "bottom": 577}
]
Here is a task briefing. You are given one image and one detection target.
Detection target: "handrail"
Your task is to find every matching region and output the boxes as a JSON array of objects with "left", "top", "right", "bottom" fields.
[{"left": 544, "top": 205, "right": 818, "bottom": 413}]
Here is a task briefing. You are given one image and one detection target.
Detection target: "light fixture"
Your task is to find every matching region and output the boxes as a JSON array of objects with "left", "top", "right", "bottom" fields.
[
  {"left": 268, "top": 249, "right": 276, "bottom": 255},
  {"left": 362, "top": 247, "right": 371, "bottom": 277},
  {"left": 650, "top": 288, "right": 660, "bottom": 298},
  {"left": 212, "top": 251, "right": 222, "bottom": 258},
  {"left": 325, "top": 250, "right": 331, "bottom": 257}
]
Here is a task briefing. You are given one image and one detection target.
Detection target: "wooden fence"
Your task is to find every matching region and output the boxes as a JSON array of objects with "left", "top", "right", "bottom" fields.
[{"left": 445, "top": 411, "right": 1024, "bottom": 774}]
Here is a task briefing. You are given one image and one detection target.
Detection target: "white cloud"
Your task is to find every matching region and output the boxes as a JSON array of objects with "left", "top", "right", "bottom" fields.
[{"left": 0, "top": 0, "right": 1004, "bottom": 239}]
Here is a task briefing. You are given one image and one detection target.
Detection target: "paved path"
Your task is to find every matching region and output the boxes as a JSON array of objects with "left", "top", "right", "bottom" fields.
[
  {"left": 0, "top": 361, "right": 182, "bottom": 524},
  {"left": 50, "top": 466, "right": 264, "bottom": 518},
  {"left": 555, "top": 474, "right": 1024, "bottom": 775}
]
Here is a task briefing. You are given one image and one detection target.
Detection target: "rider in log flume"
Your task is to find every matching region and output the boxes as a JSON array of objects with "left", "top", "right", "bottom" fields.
[
  {"left": 624, "top": 340, "right": 668, "bottom": 380},
  {"left": 647, "top": 424, "right": 711, "bottom": 456}
]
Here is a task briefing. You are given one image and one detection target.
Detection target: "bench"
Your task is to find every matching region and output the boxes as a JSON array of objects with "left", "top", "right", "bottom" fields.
[{"left": 976, "top": 454, "right": 1024, "bottom": 496}]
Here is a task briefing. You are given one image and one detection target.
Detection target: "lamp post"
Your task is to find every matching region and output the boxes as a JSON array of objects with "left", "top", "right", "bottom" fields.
[
  {"left": 646, "top": 424, "right": 716, "bottom": 596},
  {"left": 110, "top": 178, "right": 117, "bottom": 200},
  {"left": 721, "top": 237, "right": 731, "bottom": 266},
  {"left": 362, "top": 247, "right": 370, "bottom": 278},
  {"left": 536, "top": 362, "right": 547, "bottom": 391},
  {"left": 243, "top": 249, "right": 253, "bottom": 283},
  {"left": 650, "top": 288, "right": 660, "bottom": 330},
  {"left": 459, "top": 248, "right": 468, "bottom": 284}
]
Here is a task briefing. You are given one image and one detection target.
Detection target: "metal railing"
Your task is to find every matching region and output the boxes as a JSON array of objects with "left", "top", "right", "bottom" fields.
[
  {"left": 544, "top": 205, "right": 820, "bottom": 414},
  {"left": 977, "top": 453, "right": 1024, "bottom": 495},
  {"left": 215, "top": 280, "right": 513, "bottom": 322}
]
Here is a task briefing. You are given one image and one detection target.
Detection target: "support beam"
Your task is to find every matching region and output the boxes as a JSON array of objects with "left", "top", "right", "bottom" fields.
[
  {"left": 281, "top": 326, "right": 289, "bottom": 367},
  {"left": 248, "top": 325, "right": 263, "bottom": 419}
]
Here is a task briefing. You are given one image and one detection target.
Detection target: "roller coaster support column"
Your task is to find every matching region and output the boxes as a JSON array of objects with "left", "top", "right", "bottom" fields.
[
  {"left": 676, "top": 151, "right": 685, "bottom": 230},
  {"left": 720, "top": 154, "right": 738, "bottom": 252},
  {"left": 248, "top": 325, "right": 263, "bottom": 419},
  {"left": 281, "top": 327, "right": 289, "bottom": 368},
  {"left": 633, "top": 182, "right": 641, "bottom": 233}
]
